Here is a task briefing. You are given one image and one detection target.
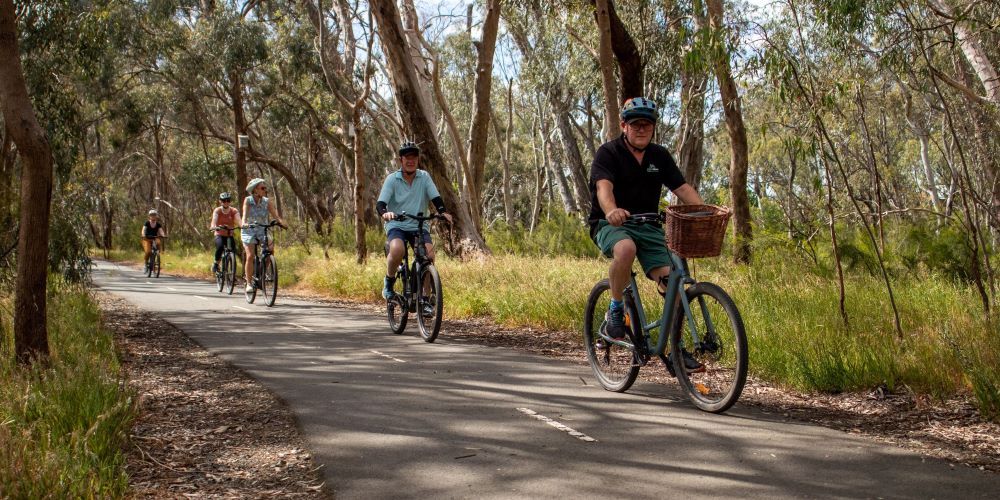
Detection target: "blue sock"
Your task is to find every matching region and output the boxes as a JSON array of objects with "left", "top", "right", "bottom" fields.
[{"left": 609, "top": 299, "right": 623, "bottom": 311}]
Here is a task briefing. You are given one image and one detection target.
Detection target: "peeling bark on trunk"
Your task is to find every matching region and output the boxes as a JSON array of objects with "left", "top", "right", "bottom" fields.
[{"left": 0, "top": 0, "right": 53, "bottom": 363}]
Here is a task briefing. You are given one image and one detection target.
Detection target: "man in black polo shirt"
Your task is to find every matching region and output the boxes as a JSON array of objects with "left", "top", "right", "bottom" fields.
[{"left": 589, "top": 97, "right": 704, "bottom": 369}]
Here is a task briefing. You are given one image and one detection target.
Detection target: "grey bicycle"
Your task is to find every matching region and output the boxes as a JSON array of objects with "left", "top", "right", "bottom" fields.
[{"left": 583, "top": 212, "right": 748, "bottom": 413}]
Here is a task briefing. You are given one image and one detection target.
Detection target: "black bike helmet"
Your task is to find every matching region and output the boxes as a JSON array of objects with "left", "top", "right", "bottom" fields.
[
  {"left": 219, "top": 192, "right": 232, "bottom": 201},
  {"left": 398, "top": 141, "right": 420, "bottom": 157}
]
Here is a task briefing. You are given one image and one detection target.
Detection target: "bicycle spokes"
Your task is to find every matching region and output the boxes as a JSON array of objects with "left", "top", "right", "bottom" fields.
[{"left": 672, "top": 283, "right": 747, "bottom": 413}]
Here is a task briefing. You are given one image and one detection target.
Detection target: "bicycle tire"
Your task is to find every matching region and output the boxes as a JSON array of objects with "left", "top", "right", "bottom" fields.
[
  {"left": 224, "top": 253, "right": 236, "bottom": 295},
  {"left": 671, "top": 282, "right": 747, "bottom": 413},
  {"left": 416, "top": 264, "right": 442, "bottom": 343},
  {"left": 216, "top": 257, "right": 225, "bottom": 292},
  {"left": 261, "top": 254, "right": 278, "bottom": 307},
  {"left": 154, "top": 253, "right": 161, "bottom": 278},
  {"left": 387, "top": 294, "right": 408, "bottom": 334},
  {"left": 583, "top": 279, "right": 639, "bottom": 392}
]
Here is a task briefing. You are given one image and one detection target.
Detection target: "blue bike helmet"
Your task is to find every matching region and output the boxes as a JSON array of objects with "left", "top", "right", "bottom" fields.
[
  {"left": 620, "top": 97, "right": 659, "bottom": 123},
  {"left": 398, "top": 141, "right": 420, "bottom": 157}
]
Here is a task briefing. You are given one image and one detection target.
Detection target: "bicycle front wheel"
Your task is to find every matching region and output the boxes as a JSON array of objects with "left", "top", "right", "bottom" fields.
[
  {"left": 216, "top": 259, "right": 225, "bottom": 292},
  {"left": 671, "top": 282, "right": 747, "bottom": 413},
  {"left": 153, "top": 253, "right": 161, "bottom": 278},
  {"left": 387, "top": 294, "right": 408, "bottom": 334},
  {"left": 261, "top": 254, "right": 278, "bottom": 307},
  {"left": 583, "top": 279, "right": 639, "bottom": 392},
  {"left": 416, "top": 265, "right": 442, "bottom": 343},
  {"left": 224, "top": 254, "right": 237, "bottom": 295}
]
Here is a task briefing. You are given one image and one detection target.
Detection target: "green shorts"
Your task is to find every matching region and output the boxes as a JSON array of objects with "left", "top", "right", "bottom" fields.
[{"left": 594, "top": 221, "right": 672, "bottom": 276}]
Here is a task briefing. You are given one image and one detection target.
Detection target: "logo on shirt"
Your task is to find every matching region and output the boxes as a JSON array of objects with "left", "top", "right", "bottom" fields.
[{"left": 646, "top": 163, "right": 659, "bottom": 173}]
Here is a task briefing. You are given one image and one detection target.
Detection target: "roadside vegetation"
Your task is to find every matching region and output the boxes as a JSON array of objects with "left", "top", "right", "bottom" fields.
[
  {"left": 0, "top": 279, "right": 135, "bottom": 498},
  {"left": 106, "top": 213, "right": 1000, "bottom": 422}
]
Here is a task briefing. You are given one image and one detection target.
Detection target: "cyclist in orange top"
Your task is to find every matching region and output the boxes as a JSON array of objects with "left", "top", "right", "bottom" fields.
[
  {"left": 209, "top": 192, "right": 242, "bottom": 273},
  {"left": 141, "top": 209, "right": 167, "bottom": 263}
]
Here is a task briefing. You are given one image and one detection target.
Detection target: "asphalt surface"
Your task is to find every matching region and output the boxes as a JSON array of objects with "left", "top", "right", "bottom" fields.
[{"left": 94, "top": 260, "right": 999, "bottom": 499}]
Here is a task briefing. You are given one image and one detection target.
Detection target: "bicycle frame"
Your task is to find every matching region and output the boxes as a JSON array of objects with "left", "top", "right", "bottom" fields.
[
  {"left": 397, "top": 230, "right": 431, "bottom": 308},
  {"left": 612, "top": 251, "right": 714, "bottom": 357}
]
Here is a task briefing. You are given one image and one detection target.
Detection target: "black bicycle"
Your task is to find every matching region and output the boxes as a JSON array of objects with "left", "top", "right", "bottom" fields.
[
  {"left": 143, "top": 236, "right": 166, "bottom": 278},
  {"left": 243, "top": 220, "right": 281, "bottom": 306},
  {"left": 385, "top": 212, "right": 446, "bottom": 342},
  {"left": 212, "top": 226, "right": 238, "bottom": 295}
]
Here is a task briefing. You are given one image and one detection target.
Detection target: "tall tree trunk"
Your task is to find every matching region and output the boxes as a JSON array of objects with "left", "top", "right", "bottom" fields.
[
  {"left": 491, "top": 79, "right": 515, "bottom": 223},
  {"left": 352, "top": 114, "right": 367, "bottom": 263},
  {"left": 371, "top": 0, "right": 489, "bottom": 255},
  {"left": 0, "top": 125, "right": 13, "bottom": 229},
  {"left": 466, "top": 0, "right": 501, "bottom": 230},
  {"left": 230, "top": 72, "right": 248, "bottom": 198},
  {"left": 589, "top": 0, "right": 644, "bottom": 101},
  {"left": 0, "top": 0, "right": 53, "bottom": 363},
  {"left": 676, "top": 69, "right": 706, "bottom": 189},
  {"left": 548, "top": 90, "right": 589, "bottom": 211},
  {"left": 706, "top": 0, "right": 752, "bottom": 264},
  {"left": 594, "top": 0, "right": 621, "bottom": 141}
]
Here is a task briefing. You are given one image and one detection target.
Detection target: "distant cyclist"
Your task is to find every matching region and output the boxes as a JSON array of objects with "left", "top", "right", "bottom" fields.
[
  {"left": 141, "top": 209, "right": 167, "bottom": 264},
  {"left": 209, "top": 192, "right": 242, "bottom": 273},
  {"left": 589, "top": 97, "right": 704, "bottom": 354},
  {"left": 376, "top": 141, "right": 452, "bottom": 300},
  {"left": 241, "top": 178, "right": 287, "bottom": 293}
]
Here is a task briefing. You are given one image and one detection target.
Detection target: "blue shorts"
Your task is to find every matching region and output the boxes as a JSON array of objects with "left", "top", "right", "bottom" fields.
[{"left": 386, "top": 228, "right": 432, "bottom": 246}]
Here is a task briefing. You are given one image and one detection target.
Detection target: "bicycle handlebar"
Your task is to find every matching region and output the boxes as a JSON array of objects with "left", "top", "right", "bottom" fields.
[
  {"left": 242, "top": 220, "right": 284, "bottom": 230},
  {"left": 588, "top": 212, "right": 664, "bottom": 225},
  {"left": 393, "top": 212, "right": 449, "bottom": 223}
]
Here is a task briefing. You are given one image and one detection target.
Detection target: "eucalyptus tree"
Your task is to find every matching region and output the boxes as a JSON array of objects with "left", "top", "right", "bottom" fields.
[{"left": 1, "top": 0, "right": 53, "bottom": 362}]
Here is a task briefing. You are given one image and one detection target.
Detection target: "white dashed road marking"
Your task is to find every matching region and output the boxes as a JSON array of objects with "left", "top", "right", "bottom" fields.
[
  {"left": 370, "top": 350, "right": 406, "bottom": 363},
  {"left": 232, "top": 306, "right": 251, "bottom": 312},
  {"left": 516, "top": 408, "right": 597, "bottom": 443},
  {"left": 167, "top": 287, "right": 178, "bottom": 291},
  {"left": 193, "top": 295, "right": 208, "bottom": 301},
  {"left": 289, "top": 323, "right": 314, "bottom": 331}
]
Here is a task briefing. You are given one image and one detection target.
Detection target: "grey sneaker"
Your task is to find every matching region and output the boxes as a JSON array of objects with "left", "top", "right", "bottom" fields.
[
  {"left": 602, "top": 307, "right": 630, "bottom": 341},
  {"left": 420, "top": 301, "right": 435, "bottom": 318}
]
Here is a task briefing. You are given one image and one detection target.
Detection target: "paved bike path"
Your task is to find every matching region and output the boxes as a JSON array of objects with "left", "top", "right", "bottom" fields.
[{"left": 93, "top": 261, "right": 998, "bottom": 499}]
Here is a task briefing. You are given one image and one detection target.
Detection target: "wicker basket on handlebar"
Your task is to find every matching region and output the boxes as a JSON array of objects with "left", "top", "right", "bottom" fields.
[{"left": 663, "top": 204, "right": 731, "bottom": 258}]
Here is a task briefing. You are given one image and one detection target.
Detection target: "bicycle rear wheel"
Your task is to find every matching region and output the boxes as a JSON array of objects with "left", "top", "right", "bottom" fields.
[
  {"left": 583, "top": 279, "right": 639, "bottom": 392},
  {"left": 224, "top": 254, "right": 236, "bottom": 295},
  {"left": 415, "top": 265, "right": 442, "bottom": 342},
  {"left": 671, "top": 282, "right": 747, "bottom": 413},
  {"left": 261, "top": 254, "right": 278, "bottom": 307},
  {"left": 153, "top": 253, "right": 161, "bottom": 278}
]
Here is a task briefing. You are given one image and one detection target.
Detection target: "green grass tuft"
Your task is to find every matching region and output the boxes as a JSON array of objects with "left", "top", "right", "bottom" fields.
[{"left": 1, "top": 280, "right": 135, "bottom": 498}]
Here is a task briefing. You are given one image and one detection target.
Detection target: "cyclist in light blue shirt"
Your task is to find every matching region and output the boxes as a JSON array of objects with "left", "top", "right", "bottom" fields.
[{"left": 376, "top": 141, "right": 452, "bottom": 300}]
